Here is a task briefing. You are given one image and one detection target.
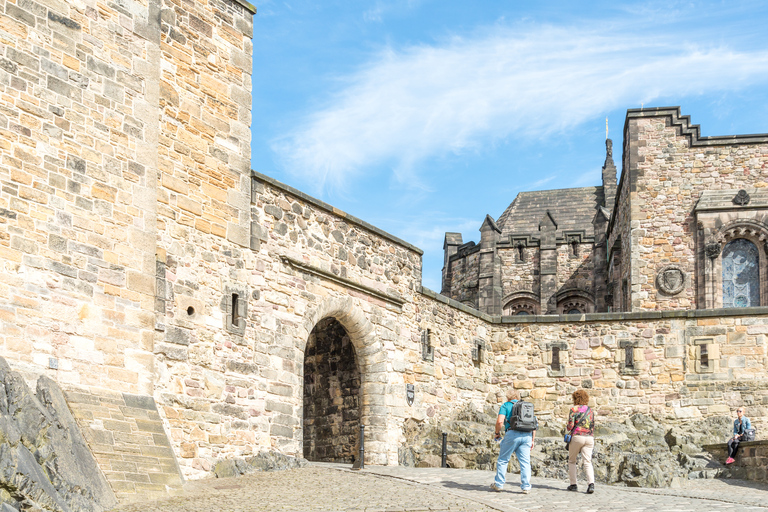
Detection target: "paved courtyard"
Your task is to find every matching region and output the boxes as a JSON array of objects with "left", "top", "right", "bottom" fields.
[{"left": 111, "top": 463, "right": 768, "bottom": 512}]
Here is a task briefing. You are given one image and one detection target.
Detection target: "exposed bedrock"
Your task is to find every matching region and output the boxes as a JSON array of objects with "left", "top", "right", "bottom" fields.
[
  {"left": 0, "top": 357, "right": 117, "bottom": 512},
  {"left": 399, "top": 403, "right": 730, "bottom": 488}
]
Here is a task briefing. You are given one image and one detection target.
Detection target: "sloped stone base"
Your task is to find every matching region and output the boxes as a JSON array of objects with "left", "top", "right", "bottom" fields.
[{"left": 65, "top": 388, "right": 184, "bottom": 503}]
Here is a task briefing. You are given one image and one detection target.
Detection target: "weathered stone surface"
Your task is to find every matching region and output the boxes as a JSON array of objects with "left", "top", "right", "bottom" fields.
[
  {"left": 212, "top": 452, "right": 307, "bottom": 478},
  {"left": 0, "top": 357, "right": 117, "bottom": 511},
  {"left": 399, "top": 403, "right": 731, "bottom": 488}
]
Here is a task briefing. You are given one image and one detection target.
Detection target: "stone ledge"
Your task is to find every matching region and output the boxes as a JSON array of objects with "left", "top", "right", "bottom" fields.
[
  {"left": 280, "top": 255, "right": 404, "bottom": 309},
  {"left": 252, "top": 171, "right": 423, "bottom": 255},
  {"left": 418, "top": 287, "right": 768, "bottom": 324},
  {"left": 230, "top": 0, "right": 257, "bottom": 15},
  {"left": 702, "top": 439, "right": 768, "bottom": 451}
]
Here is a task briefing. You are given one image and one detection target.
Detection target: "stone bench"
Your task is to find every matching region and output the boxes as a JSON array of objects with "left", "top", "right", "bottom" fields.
[{"left": 703, "top": 439, "right": 768, "bottom": 483}]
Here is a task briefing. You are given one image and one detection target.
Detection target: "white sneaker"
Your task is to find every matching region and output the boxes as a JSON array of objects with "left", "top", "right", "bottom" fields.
[
  {"left": 490, "top": 483, "right": 502, "bottom": 492},
  {"left": 521, "top": 489, "right": 530, "bottom": 494}
]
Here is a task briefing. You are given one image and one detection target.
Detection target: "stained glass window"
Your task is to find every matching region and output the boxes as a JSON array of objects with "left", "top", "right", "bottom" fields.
[{"left": 722, "top": 239, "right": 760, "bottom": 308}]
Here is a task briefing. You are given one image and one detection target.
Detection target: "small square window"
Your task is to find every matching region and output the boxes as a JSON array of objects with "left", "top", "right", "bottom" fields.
[
  {"left": 693, "top": 338, "right": 716, "bottom": 374},
  {"left": 223, "top": 286, "right": 247, "bottom": 335},
  {"left": 545, "top": 342, "right": 567, "bottom": 377}
]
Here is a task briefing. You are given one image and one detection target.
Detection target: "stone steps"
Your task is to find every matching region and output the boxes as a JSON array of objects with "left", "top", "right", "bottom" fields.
[{"left": 65, "top": 387, "right": 185, "bottom": 504}]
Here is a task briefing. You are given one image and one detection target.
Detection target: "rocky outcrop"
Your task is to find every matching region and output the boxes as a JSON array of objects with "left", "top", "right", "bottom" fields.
[
  {"left": 399, "top": 403, "right": 730, "bottom": 488},
  {"left": 0, "top": 358, "right": 117, "bottom": 511},
  {"left": 212, "top": 451, "right": 308, "bottom": 478}
]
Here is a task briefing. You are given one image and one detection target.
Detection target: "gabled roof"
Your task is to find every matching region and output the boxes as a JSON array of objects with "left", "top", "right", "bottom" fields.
[
  {"left": 497, "top": 186, "right": 604, "bottom": 236},
  {"left": 481, "top": 214, "right": 501, "bottom": 233}
]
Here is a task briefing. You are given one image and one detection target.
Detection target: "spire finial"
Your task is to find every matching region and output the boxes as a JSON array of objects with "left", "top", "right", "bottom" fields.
[{"left": 605, "top": 117, "right": 608, "bottom": 140}]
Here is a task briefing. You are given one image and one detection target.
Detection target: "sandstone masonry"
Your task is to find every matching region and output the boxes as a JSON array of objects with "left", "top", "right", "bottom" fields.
[{"left": 1, "top": 0, "right": 767, "bottom": 506}]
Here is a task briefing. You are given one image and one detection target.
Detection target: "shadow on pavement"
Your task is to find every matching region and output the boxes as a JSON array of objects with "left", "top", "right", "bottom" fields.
[{"left": 439, "top": 480, "right": 565, "bottom": 493}]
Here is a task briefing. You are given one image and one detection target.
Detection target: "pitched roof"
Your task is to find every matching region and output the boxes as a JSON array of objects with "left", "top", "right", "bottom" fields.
[{"left": 497, "top": 186, "right": 604, "bottom": 236}]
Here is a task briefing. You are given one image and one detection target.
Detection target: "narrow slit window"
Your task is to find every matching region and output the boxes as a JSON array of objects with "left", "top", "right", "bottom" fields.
[
  {"left": 551, "top": 347, "right": 560, "bottom": 370},
  {"left": 700, "top": 344, "right": 709, "bottom": 369},
  {"left": 571, "top": 240, "right": 578, "bottom": 256},
  {"left": 625, "top": 346, "right": 634, "bottom": 368},
  {"left": 517, "top": 243, "right": 525, "bottom": 262},
  {"left": 231, "top": 293, "right": 240, "bottom": 327}
]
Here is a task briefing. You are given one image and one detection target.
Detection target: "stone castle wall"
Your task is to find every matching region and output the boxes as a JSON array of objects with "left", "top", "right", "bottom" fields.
[
  {"left": 445, "top": 248, "right": 480, "bottom": 306},
  {"left": 622, "top": 110, "right": 768, "bottom": 311},
  {"left": 555, "top": 242, "right": 594, "bottom": 302},
  {"left": 151, "top": 0, "right": 256, "bottom": 479},
  {"left": 499, "top": 246, "right": 539, "bottom": 308},
  {"left": 0, "top": 0, "right": 163, "bottom": 392}
]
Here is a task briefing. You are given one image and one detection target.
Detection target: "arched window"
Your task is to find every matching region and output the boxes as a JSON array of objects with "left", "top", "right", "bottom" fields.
[
  {"left": 515, "top": 310, "right": 530, "bottom": 316},
  {"left": 566, "top": 308, "right": 581, "bottom": 315},
  {"left": 722, "top": 238, "right": 760, "bottom": 308}
]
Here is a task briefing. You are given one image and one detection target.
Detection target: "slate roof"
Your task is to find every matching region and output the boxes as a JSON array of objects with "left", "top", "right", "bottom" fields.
[{"left": 497, "top": 186, "right": 605, "bottom": 237}]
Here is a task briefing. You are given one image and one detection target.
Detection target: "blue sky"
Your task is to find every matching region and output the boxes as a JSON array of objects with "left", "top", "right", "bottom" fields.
[{"left": 250, "top": 0, "right": 768, "bottom": 292}]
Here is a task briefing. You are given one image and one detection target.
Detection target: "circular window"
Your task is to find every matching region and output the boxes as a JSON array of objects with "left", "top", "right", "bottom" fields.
[{"left": 187, "top": 306, "right": 195, "bottom": 316}]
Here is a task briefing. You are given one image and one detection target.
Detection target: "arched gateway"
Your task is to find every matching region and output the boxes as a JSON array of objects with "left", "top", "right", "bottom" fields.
[{"left": 298, "top": 297, "right": 388, "bottom": 465}]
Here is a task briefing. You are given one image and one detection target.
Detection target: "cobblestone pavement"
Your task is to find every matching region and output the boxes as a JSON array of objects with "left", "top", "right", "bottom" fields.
[{"left": 111, "top": 463, "right": 768, "bottom": 512}]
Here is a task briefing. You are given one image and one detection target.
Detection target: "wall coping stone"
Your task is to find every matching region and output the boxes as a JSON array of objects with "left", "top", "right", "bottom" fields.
[
  {"left": 702, "top": 440, "right": 768, "bottom": 451},
  {"left": 230, "top": 0, "right": 257, "bottom": 15},
  {"left": 419, "top": 286, "right": 768, "bottom": 324},
  {"left": 253, "top": 171, "right": 424, "bottom": 255}
]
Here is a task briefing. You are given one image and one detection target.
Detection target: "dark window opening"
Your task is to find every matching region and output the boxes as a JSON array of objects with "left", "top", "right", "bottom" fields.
[
  {"left": 551, "top": 347, "right": 560, "bottom": 370},
  {"left": 625, "top": 346, "right": 634, "bottom": 368},
  {"left": 517, "top": 244, "right": 525, "bottom": 262},
  {"left": 231, "top": 293, "right": 240, "bottom": 327},
  {"left": 571, "top": 240, "right": 578, "bottom": 256},
  {"left": 421, "top": 329, "right": 434, "bottom": 362},
  {"left": 516, "top": 310, "right": 530, "bottom": 316},
  {"left": 700, "top": 344, "right": 709, "bottom": 369},
  {"left": 566, "top": 308, "right": 581, "bottom": 315}
]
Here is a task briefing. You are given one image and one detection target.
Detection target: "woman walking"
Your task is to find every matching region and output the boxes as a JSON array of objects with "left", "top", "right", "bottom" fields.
[
  {"left": 565, "top": 389, "right": 595, "bottom": 494},
  {"left": 726, "top": 407, "right": 752, "bottom": 464}
]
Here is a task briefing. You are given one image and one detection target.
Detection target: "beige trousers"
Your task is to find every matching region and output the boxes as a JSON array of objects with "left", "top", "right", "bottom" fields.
[{"left": 568, "top": 435, "right": 595, "bottom": 485}]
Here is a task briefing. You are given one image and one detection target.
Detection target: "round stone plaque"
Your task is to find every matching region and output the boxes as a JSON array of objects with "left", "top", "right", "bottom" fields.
[{"left": 656, "top": 264, "right": 686, "bottom": 295}]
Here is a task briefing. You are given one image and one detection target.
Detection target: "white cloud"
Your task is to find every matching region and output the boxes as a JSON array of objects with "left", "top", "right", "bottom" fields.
[{"left": 272, "top": 21, "right": 768, "bottom": 193}]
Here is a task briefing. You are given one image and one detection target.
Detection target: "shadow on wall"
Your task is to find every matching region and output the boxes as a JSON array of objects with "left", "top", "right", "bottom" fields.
[{"left": 0, "top": 357, "right": 117, "bottom": 512}]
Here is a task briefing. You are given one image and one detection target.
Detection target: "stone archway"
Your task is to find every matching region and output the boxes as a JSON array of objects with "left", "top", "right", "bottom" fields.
[
  {"left": 303, "top": 317, "right": 361, "bottom": 462},
  {"left": 298, "top": 297, "right": 388, "bottom": 465}
]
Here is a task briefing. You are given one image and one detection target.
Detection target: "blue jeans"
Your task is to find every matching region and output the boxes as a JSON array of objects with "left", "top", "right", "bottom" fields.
[{"left": 494, "top": 429, "right": 532, "bottom": 490}]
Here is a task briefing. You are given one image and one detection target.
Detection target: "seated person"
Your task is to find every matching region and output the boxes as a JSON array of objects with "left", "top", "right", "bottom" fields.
[{"left": 726, "top": 407, "right": 752, "bottom": 464}]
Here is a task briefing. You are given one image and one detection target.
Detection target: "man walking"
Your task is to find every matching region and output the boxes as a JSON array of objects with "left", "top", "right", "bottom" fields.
[{"left": 491, "top": 389, "right": 536, "bottom": 493}]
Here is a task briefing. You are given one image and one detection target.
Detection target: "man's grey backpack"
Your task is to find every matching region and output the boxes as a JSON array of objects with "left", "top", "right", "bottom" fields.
[{"left": 507, "top": 400, "right": 538, "bottom": 432}]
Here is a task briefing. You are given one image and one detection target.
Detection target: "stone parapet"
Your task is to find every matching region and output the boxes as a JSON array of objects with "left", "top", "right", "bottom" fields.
[
  {"left": 252, "top": 171, "right": 423, "bottom": 256},
  {"left": 703, "top": 440, "right": 768, "bottom": 483}
]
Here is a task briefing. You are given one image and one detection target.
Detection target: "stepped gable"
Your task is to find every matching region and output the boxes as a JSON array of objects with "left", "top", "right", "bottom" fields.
[{"left": 497, "top": 186, "right": 604, "bottom": 237}]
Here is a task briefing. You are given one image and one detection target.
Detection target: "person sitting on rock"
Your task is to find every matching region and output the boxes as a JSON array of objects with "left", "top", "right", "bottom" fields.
[
  {"left": 565, "top": 389, "right": 595, "bottom": 494},
  {"left": 726, "top": 407, "right": 752, "bottom": 464}
]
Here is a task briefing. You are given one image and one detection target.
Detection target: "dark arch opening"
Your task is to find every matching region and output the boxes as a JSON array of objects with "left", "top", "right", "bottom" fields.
[{"left": 303, "top": 317, "right": 361, "bottom": 462}]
